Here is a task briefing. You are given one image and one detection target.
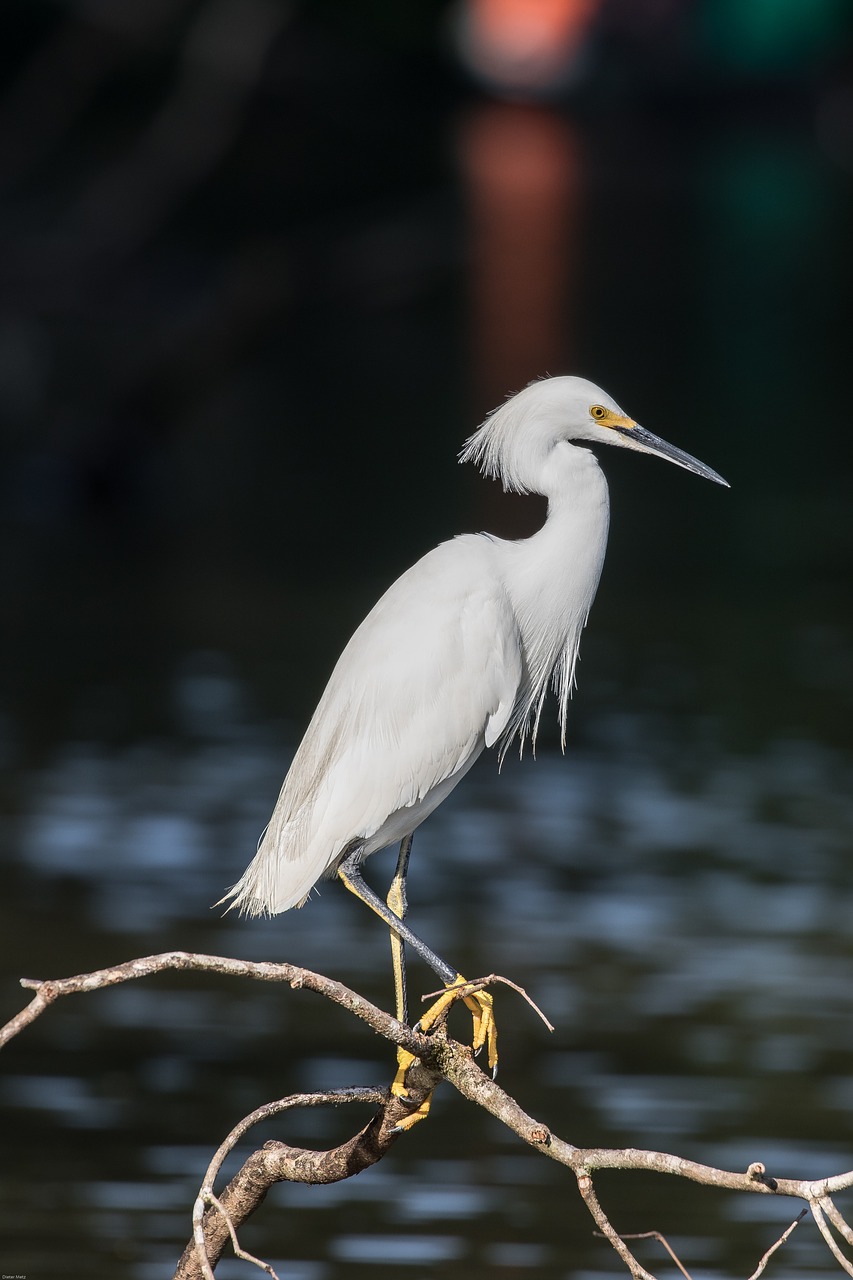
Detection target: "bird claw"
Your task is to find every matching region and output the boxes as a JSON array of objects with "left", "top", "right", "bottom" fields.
[
  {"left": 390, "top": 1048, "right": 419, "bottom": 1098},
  {"left": 390, "top": 1094, "right": 433, "bottom": 1132},
  {"left": 418, "top": 975, "right": 498, "bottom": 1077},
  {"left": 390, "top": 1047, "right": 433, "bottom": 1131},
  {"left": 391, "top": 977, "right": 498, "bottom": 1130}
]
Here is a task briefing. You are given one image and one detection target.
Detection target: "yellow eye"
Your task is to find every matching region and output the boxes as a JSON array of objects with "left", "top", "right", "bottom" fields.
[{"left": 591, "top": 405, "right": 608, "bottom": 421}]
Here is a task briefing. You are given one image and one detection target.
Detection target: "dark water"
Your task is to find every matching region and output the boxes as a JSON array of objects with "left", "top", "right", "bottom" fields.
[{"left": 2, "top": 5, "right": 853, "bottom": 1278}]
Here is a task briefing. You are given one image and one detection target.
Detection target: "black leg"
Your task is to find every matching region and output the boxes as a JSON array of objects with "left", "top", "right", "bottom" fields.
[{"left": 337, "top": 846, "right": 457, "bottom": 987}]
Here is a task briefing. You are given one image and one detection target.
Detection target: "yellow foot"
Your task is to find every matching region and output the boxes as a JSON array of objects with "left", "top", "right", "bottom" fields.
[
  {"left": 418, "top": 975, "right": 498, "bottom": 1078},
  {"left": 390, "top": 1047, "right": 433, "bottom": 1131}
]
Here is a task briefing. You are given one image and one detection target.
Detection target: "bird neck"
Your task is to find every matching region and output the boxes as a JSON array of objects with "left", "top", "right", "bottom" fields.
[
  {"left": 511, "top": 443, "right": 609, "bottom": 596},
  {"left": 536, "top": 439, "right": 602, "bottom": 508},
  {"left": 498, "top": 443, "right": 610, "bottom": 752}
]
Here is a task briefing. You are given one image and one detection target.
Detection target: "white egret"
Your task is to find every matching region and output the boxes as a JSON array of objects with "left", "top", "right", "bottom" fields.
[{"left": 223, "top": 375, "right": 728, "bottom": 1118}]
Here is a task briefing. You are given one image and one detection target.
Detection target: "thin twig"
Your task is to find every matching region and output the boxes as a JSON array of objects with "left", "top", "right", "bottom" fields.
[
  {"left": 603, "top": 1231, "right": 692, "bottom": 1280},
  {"left": 204, "top": 1192, "right": 280, "bottom": 1278},
  {"left": 746, "top": 1209, "right": 807, "bottom": 1280},
  {"left": 577, "top": 1174, "right": 659, "bottom": 1280},
  {"left": 420, "top": 972, "right": 555, "bottom": 1032},
  {"left": 191, "top": 1192, "right": 216, "bottom": 1280}
]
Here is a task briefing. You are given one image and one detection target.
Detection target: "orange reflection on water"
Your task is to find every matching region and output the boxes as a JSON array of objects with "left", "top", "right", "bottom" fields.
[
  {"left": 459, "top": 101, "right": 582, "bottom": 532},
  {"left": 461, "top": 0, "right": 599, "bottom": 94},
  {"left": 461, "top": 102, "right": 581, "bottom": 405}
]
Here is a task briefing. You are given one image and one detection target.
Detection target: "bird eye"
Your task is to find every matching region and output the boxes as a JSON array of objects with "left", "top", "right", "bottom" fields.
[{"left": 591, "top": 405, "right": 608, "bottom": 421}]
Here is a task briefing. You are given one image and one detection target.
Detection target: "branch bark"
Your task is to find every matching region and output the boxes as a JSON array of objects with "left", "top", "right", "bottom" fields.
[
  {"left": 4, "top": 950, "right": 853, "bottom": 1280},
  {"left": 174, "top": 1078, "right": 440, "bottom": 1280},
  {"left": 2, "top": 950, "right": 432, "bottom": 1058}
]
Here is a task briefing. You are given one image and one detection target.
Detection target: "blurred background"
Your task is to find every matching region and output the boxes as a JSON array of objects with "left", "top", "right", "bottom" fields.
[{"left": 2, "top": 1, "right": 853, "bottom": 1276}]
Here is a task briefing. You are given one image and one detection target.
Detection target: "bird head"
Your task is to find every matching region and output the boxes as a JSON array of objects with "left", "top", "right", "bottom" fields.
[{"left": 460, "top": 376, "right": 729, "bottom": 493}]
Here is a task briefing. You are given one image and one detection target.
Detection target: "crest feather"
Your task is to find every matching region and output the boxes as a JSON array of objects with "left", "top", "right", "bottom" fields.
[{"left": 458, "top": 382, "right": 541, "bottom": 494}]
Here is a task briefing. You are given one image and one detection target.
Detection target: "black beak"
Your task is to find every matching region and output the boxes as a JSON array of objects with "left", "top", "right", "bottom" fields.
[{"left": 613, "top": 425, "right": 729, "bottom": 487}]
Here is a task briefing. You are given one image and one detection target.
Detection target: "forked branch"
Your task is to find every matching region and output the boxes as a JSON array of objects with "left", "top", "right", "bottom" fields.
[{"left": 4, "top": 950, "right": 853, "bottom": 1280}]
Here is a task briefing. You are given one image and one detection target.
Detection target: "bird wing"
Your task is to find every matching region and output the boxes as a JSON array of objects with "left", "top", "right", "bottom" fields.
[
  {"left": 294, "top": 534, "right": 522, "bottom": 844},
  {"left": 228, "top": 535, "right": 521, "bottom": 914}
]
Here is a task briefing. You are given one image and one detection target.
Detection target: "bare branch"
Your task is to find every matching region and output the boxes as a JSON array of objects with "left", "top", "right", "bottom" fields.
[
  {"left": 812, "top": 1199, "right": 853, "bottom": 1278},
  {"left": 825, "top": 1198, "right": 853, "bottom": 1249},
  {"left": 187, "top": 1087, "right": 388, "bottom": 1277},
  {"left": 175, "top": 1067, "right": 442, "bottom": 1280},
  {"left": 577, "top": 1174, "right": 659, "bottom": 1280},
  {"left": 1, "top": 951, "right": 432, "bottom": 1059},
  {"left": 199, "top": 1087, "right": 387, "bottom": 1198},
  {"left": 747, "top": 1209, "right": 808, "bottom": 1280},
  {"left": 567, "top": 1146, "right": 853, "bottom": 1201},
  {"left": 191, "top": 1208, "right": 216, "bottom": 1280},
  {"left": 608, "top": 1232, "right": 693, "bottom": 1280},
  {"left": 199, "top": 1193, "right": 280, "bottom": 1279},
  {"left": 9, "top": 949, "right": 853, "bottom": 1279}
]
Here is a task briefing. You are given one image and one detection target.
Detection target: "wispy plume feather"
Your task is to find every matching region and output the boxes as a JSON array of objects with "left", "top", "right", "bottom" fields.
[{"left": 459, "top": 381, "right": 544, "bottom": 494}]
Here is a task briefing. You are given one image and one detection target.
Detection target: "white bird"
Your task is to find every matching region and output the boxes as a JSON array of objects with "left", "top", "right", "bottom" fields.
[{"left": 223, "top": 375, "right": 727, "bottom": 1099}]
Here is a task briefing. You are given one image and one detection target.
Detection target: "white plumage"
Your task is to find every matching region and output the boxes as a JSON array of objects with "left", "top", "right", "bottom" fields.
[{"left": 224, "top": 375, "right": 727, "bottom": 917}]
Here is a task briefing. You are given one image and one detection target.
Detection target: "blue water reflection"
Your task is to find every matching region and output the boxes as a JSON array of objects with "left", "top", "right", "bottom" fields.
[
  {"left": 4, "top": 647, "right": 853, "bottom": 1275},
  {"left": 2, "top": 3, "right": 853, "bottom": 1273}
]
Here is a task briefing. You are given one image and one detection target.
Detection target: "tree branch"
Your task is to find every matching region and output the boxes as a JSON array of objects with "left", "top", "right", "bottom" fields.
[
  {"left": 1, "top": 950, "right": 433, "bottom": 1058},
  {"left": 174, "top": 1074, "right": 440, "bottom": 1280},
  {"left": 577, "top": 1174, "right": 659, "bottom": 1279},
  {"left": 604, "top": 1231, "right": 695, "bottom": 1280},
  {"left": 812, "top": 1199, "right": 853, "bottom": 1278},
  {"left": 825, "top": 1197, "right": 853, "bottom": 1248},
  {"left": 5, "top": 950, "right": 853, "bottom": 1279},
  {"left": 747, "top": 1210, "right": 808, "bottom": 1280}
]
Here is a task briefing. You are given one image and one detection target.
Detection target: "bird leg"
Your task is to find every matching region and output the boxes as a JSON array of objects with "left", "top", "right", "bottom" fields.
[
  {"left": 386, "top": 833, "right": 412, "bottom": 1027},
  {"left": 384, "top": 835, "right": 433, "bottom": 1127},
  {"left": 337, "top": 845, "right": 498, "bottom": 1128}
]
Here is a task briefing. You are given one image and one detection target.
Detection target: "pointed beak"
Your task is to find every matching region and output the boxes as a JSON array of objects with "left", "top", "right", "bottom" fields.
[{"left": 612, "top": 424, "right": 729, "bottom": 488}]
